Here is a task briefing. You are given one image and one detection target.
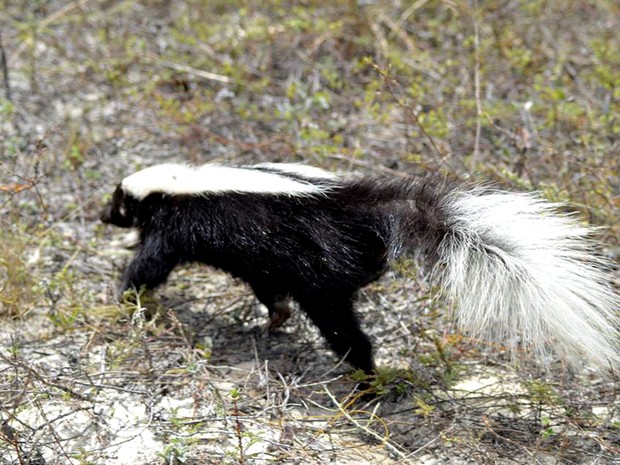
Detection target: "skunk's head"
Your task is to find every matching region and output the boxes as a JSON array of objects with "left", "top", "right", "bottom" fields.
[{"left": 100, "top": 185, "right": 140, "bottom": 228}]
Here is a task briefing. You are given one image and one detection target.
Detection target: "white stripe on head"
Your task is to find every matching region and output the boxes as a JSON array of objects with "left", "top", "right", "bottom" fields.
[
  {"left": 251, "top": 163, "right": 340, "bottom": 180},
  {"left": 121, "top": 163, "right": 333, "bottom": 200}
]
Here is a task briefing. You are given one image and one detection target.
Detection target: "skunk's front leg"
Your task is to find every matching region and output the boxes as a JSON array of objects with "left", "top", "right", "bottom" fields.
[{"left": 118, "top": 234, "right": 180, "bottom": 297}]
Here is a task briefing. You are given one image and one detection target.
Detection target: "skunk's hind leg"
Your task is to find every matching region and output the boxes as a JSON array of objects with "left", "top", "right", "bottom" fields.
[
  {"left": 265, "top": 300, "right": 292, "bottom": 329},
  {"left": 250, "top": 283, "right": 293, "bottom": 330},
  {"left": 298, "top": 294, "right": 375, "bottom": 374}
]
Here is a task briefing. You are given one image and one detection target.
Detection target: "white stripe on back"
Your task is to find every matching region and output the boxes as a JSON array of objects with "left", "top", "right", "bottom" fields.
[{"left": 121, "top": 163, "right": 332, "bottom": 199}]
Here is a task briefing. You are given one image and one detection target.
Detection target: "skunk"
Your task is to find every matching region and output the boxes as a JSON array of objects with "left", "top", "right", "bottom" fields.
[{"left": 100, "top": 162, "right": 620, "bottom": 374}]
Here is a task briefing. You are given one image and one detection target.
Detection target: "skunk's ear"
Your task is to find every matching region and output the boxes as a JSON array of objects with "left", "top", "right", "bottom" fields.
[{"left": 100, "top": 185, "right": 138, "bottom": 228}]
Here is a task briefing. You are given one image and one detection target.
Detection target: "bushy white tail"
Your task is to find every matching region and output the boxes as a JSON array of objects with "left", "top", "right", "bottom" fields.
[{"left": 436, "top": 188, "right": 620, "bottom": 369}]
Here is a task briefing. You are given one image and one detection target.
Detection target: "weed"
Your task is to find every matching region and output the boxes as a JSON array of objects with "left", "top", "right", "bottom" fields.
[{"left": 0, "top": 224, "right": 37, "bottom": 318}]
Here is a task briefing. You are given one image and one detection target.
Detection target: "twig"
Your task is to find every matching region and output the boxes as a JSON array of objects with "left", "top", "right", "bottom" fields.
[
  {"left": 389, "top": 0, "right": 431, "bottom": 41},
  {"left": 401, "top": 424, "right": 454, "bottom": 463},
  {"left": 0, "top": 31, "right": 11, "bottom": 101},
  {"left": 470, "top": 0, "right": 483, "bottom": 172},
  {"left": 0, "top": 420, "right": 25, "bottom": 465},
  {"left": 9, "top": 0, "right": 95, "bottom": 63},
  {"left": 0, "top": 353, "right": 93, "bottom": 403},
  {"left": 370, "top": 63, "right": 451, "bottom": 171},
  {"left": 231, "top": 391, "right": 246, "bottom": 465},
  {"left": 148, "top": 54, "right": 230, "bottom": 84},
  {"left": 323, "top": 386, "right": 408, "bottom": 460}
]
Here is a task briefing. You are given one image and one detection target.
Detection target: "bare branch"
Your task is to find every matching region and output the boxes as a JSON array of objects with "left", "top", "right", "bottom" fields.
[{"left": 0, "top": 31, "right": 11, "bottom": 101}]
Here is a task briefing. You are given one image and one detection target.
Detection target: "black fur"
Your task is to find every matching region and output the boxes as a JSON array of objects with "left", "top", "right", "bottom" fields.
[{"left": 101, "top": 169, "right": 451, "bottom": 374}]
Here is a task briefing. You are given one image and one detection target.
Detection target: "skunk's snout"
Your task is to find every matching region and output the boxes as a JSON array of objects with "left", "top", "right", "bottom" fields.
[{"left": 100, "top": 201, "right": 113, "bottom": 224}]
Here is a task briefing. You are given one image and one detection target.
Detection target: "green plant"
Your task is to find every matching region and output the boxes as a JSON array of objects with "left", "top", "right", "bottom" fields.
[{"left": 0, "top": 224, "right": 37, "bottom": 318}]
